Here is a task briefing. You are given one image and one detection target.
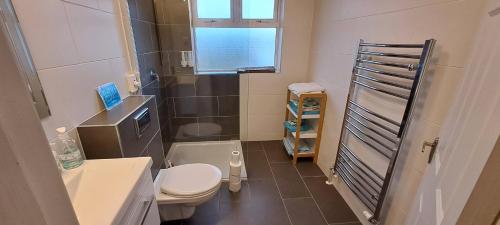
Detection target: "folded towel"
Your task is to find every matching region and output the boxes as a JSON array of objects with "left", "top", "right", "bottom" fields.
[
  {"left": 288, "top": 83, "right": 325, "bottom": 96},
  {"left": 289, "top": 102, "right": 320, "bottom": 115},
  {"left": 284, "top": 137, "right": 312, "bottom": 152},
  {"left": 290, "top": 99, "right": 320, "bottom": 112},
  {"left": 284, "top": 120, "right": 310, "bottom": 132}
]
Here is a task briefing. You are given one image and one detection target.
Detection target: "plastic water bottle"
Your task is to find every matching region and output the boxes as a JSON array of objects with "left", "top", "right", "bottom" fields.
[{"left": 54, "top": 127, "right": 83, "bottom": 170}]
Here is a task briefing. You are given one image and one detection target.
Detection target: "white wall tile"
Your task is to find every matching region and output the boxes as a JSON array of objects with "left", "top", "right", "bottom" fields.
[
  {"left": 97, "top": 0, "right": 117, "bottom": 13},
  {"left": 247, "top": 115, "right": 284, "bottom": 141},
  {"left": 244, "top": 0, "right": 316, "bottom": 140},
  {"left": 11, "top": 0, "right": 79, "bottom": 69},
  {"left": 39, "top": 59, "right": 127, "bottom": 139},
  {"left": 63, "top": 0, "right": 99, "bottom": 9},
  {"left": 64, "top": 2, "right": 125, "bottom": 62},
  {"left": 308, "top": 0, "right": 486, "bottom": 223},
  {"left": 248, "top": 94, "right": 287, "bottom": 116}
]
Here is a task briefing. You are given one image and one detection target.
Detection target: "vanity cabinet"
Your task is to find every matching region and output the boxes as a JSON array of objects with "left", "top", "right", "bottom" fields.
[
  {"left": 78, "top": 95, "right": 166, "bottom": 178},
  {"left": 116, "top": 169, "right": 161, "bottom": 225}
]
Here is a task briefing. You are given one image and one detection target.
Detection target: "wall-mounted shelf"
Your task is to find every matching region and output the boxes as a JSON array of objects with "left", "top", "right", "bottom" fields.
[{"left": 283, "top": 90, "right": 327, "bottom": 164}]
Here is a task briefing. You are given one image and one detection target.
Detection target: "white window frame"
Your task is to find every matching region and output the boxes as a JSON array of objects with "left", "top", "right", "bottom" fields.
[{"left": 190, "top": 0, "right": 283, "bottom": 73}]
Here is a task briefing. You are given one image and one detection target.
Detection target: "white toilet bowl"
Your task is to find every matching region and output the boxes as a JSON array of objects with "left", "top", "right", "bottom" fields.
[{"left": 154, "top": 163, "right": 222, "bottom": 222}]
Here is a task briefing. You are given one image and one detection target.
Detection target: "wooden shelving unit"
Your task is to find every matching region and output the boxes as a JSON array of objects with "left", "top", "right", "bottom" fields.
[{"left": 283, "top": 90, "right": 327, "bottom": 164}]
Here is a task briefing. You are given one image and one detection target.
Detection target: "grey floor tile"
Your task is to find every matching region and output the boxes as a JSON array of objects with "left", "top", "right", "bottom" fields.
[
  {"left": 242, "top": 141, "right": 264, "bottom": 151},
  {"left": 295, "top": 158, "right": 326, "bottom": 177},
  {"left": 219, "top": 181, "right": 251, "bottom": 203},
  {"left": 271, "top": 163, "right": 311, "bottom": 198},
  {"left": 262, "top": 140, "right": 291, "bottom": 163},
  {"left": 217, "top": 179, "right": 290, "bottom": 225},
  {"left": 182, "top": 190, "right": 220, "bottom": 225},
  {"left": 246, "top": 150, "right": 273, "bottom": 180},
  {"left": 304, "top": 177, "right": 359, "bottom": 224},
  {"left": 284, "top": 198, "right": 328, "bottom": 225}
]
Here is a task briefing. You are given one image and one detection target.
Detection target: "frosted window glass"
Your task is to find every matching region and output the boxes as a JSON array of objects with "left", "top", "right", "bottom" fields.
[
  {"left": 195, "top": 28, "right": 276, "bottom": 71},
  {"left": 242, "top": 0, "right": 275, "bottom": 19},
  {"left": 196, "top": 0, "right": 231, "bottom": 19}
]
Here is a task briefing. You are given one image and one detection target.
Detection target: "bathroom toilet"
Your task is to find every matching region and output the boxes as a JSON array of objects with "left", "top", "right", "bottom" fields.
[{"left": 154, "top": 163, "right": 222, "bottom": 222}]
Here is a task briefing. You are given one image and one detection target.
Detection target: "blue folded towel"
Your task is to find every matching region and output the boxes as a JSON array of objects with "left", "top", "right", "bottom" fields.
[{"left": 284, "top": 120, "right": 310, "bottom": 132}]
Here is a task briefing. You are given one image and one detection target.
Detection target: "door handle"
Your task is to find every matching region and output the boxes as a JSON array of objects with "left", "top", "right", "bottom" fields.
[{"left": 422, "top": 138, "right": 439, "bottom": 164}]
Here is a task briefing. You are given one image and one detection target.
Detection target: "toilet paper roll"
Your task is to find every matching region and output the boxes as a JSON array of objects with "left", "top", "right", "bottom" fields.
[
  {"left": 229, "top": 174, "right": 241, "bottom": 183},
  {"left": 229, "top": 163, "right": 242, "bottom": 175},
  {"left": 229, "top": 179, "right": 241, "bottom": 192},
  {"left": 230, "top": 151, "right": 240, "bottom": 164}
]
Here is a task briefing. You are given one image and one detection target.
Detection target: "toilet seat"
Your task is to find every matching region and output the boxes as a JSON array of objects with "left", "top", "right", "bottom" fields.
[{"left": 160, "top": 163, "right": 222, "bottom": 198}]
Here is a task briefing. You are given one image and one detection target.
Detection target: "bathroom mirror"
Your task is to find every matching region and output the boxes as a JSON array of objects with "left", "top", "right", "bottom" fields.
[{"left": 0, "top": 0, "right": 51, "bottom": 118}]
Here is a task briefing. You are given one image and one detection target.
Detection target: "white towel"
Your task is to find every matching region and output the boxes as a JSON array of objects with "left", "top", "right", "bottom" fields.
[{"left": 288, "top": 83, "right": 325, "bottom": 96}]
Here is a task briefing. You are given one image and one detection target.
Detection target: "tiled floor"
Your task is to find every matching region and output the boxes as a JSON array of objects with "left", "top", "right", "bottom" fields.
[{"left": 162, "top": 140, "right": 361, "bottom": 225}]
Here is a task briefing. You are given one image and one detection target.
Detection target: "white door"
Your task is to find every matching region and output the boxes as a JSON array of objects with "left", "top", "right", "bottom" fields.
[{"left": 406, "top": 1, "right": 500, "bottom": 225}]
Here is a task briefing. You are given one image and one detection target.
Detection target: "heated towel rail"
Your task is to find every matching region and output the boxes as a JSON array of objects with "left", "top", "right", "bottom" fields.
[{"left": 331, "top": 39, "right": 436, "bottom": 224}]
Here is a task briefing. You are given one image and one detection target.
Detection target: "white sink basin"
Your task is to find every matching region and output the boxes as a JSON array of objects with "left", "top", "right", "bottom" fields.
[
  {"left": 61, "top": 165, "right": 85, "bottom": 203},
  {"left": 60, "top": 158, "right": 152, "bottom": 225}
]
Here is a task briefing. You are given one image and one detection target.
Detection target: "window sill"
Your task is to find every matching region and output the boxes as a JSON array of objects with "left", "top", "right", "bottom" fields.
[
  {"left": 237, "top": 67, "right": 277, "bottom": 74},
  {"left": 195, "top": 67, "right": 278, "bottom": 76}
]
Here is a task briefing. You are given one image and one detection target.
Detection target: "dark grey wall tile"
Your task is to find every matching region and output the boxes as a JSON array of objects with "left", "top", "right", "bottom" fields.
[
  {"left": 166, "top": 51, "right": 194, "bottom": 75},
  {"left": 170, "top": 117, "right": 198, "bottom": 139},
  {"left": 139, "top": 52, "right": 162, "bottom": 87},
  {"left": 158, "top": 25, "right": 173, "bottom": 51},
  {"left": 142, "top": 80, "right": 162, "bottom": 106},
  {"left": 160, "top": 51, "right": 172, "bottom": 75},
  {"left": 219, "top": 135, "right": 240, "bottom": 141},
  {"left": 196, "top": 75, "right": 239, "bottom": 96},
  {"left": 137, "top": 0, "right": 155, "bottom": 23},
  {"left": 158, "top": 101, "right": 169, "bottom": 128},
  {"left": 162, "top": 0, "right": 190, "bottom": 25},
  {"left": 127, "top": 0, "right": 138, "bottom": 19},
  {"left": 219, "top": 96, "right": 239, "bottom": 116},
  {"left": 158, "top": 25, "right": 192, "bottom": 51},
  {"left": 174, "top": 96, "right": 218, "bottom": 117},
  {"left": 150, "top": 24, "right": 159, "bottom": 51},
  {"left": 163, "top": 75, "right": 196, "bottom": 97},
  {"left": 199, "top": 116, "right": 239, "bottom": 136},
  {"left": 131, "top": 19, "right": 152, "bottom": 54},
  {"left": 165, "top": 97, "right": 175, "bottom": 118},
  {"left": 153, "top": 0, "right": 165, "bottom": 24},
  {"left": 169, "top": 24, "right": 192, "bottom": 51}
]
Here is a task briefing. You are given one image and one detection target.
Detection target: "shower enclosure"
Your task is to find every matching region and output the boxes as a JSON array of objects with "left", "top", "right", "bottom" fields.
[{"left": 126, "top": 0, "right": 280, "bottom": 179}]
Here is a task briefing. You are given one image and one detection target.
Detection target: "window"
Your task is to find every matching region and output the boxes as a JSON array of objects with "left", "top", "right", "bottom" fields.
[{"left": 192, "top": 0, "right": 282, "bottom": 73}]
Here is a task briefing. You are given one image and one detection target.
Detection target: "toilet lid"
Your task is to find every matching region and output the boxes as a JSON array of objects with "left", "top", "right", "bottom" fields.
[{"left": 160, "top": 164, "right": 222, "bottom": 197}]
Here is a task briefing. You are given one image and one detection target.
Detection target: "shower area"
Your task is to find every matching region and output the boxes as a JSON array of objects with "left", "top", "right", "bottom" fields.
[{"left": 127, "top": 0, "right": 279, "bottom": 179}]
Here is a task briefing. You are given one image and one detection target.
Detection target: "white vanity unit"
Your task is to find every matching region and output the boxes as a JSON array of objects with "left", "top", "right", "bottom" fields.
[{"left": 62, "top": 157, "right": 161, "bottom": 225}]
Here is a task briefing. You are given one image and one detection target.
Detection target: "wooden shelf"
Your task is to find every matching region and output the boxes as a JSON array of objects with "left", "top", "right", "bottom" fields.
[
  {"left": 287, "top": 104, "right": 320, "bottom": 119},
  {"left": 291, "top": 130, "right": 317, "bottom": 139},
  {"left": 283, "top": 89, "right": 327, "bottom": 164}
]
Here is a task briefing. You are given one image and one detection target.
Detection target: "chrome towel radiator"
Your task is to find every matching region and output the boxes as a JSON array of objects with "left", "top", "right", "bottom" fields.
[{"left": 331, "top": 39, "right": 436, "bottom": 224}]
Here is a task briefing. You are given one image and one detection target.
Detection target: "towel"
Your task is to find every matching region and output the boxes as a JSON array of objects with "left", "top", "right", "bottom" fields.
[
  {"left": 288, "top": 83, "right": 325, "bottom": 96},
  {"left": 284, "top": 120, "right": 311, "bottom": 132},
  {"left": 283, "top": 137, "right": 312, "bottom": 152},
  {"left": 290, "top": 99, "right": 320, "bottom": 112}
]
